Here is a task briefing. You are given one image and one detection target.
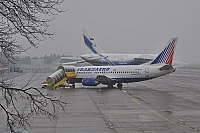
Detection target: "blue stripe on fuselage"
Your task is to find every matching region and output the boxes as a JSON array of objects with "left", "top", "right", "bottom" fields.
[{"left": 69, "top": 77, "right": 153, "bottom": 84}]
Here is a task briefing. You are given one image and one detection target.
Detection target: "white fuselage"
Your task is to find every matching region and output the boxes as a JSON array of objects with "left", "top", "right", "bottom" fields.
[
  {"left": 69, "top": 65, "right": 175, "bottom": 84},
  {"left": 80, "top": 53, "right": 156, "bottom": 66}
]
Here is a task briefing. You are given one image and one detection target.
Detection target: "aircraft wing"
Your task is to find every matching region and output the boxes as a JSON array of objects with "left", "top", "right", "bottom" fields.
[
  {"left": 88, "top": 56, "right": 108, "bottom": 60},
  {"left": 81, "top": 54, "right": 108, "bottom": 60},
  {"left": 61, "top": 60, "right": 86, "bottom": 65},
  {"left": 96, "top": 75, "right": 116, "bottom": 85},
  {"left": 60, "top": 56, "right": 91, "bottom": 66},
  {"left": 133, "top": 54, "right": 156, "bottom": 63},
  {"left": 61, "top": 56, "right": 81, "bottom": 60}
]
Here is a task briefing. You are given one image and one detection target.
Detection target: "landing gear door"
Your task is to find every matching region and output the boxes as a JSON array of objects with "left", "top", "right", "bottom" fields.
[{"left": 145, "top": 68, "right": 149, "bottom": 77}]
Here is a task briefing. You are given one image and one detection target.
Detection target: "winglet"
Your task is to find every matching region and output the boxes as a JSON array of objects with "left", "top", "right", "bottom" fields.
[{"left": 151, "top": 37, "right": 178, "bottom": 65}]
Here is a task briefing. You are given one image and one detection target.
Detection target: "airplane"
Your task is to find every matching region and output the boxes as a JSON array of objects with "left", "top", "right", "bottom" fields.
[
  {"left": 62, "top": 28, "right": 185, "bottom": 67},
  {"left": 56, "top": 37, "right": 178, "bottom": 88},
  {"left": 80, "top": 27, "right": 157, "bottom": 66},
  {"left": 62, "top": 27, "right": 156, "bottom": 66}
]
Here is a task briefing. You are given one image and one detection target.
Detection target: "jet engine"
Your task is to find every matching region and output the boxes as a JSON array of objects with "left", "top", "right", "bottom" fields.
[{"left": 82, "top": 78, "right": 99, "bottom": 86}]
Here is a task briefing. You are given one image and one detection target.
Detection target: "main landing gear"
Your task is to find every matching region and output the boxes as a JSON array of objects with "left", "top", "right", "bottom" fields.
[
  {"left": 107, "top": 84, "right": 114, "bottom": 88},
  {"left": 107, "top": 83, "right": 123, "bottom": 89},
  {"left": 71, "top": 84, "right": 75, "bottom": 88},
  {"left": 117, "top": 83, "right": 123, "bottom": 89}
]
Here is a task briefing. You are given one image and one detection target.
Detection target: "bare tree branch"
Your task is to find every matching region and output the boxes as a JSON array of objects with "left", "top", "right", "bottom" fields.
[
  {"left": 0, "top": 0, "right": 67, "bottom": 132},
  {"left": 0, "top": 0, "right": 65, "bottom": 64},
  {"left": 0, "top": 76, "right": 67, "bottom": 132}
]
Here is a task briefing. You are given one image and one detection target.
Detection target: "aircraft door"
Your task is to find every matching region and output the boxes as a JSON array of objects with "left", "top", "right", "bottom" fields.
[{"left": 145, "top": 68, "right": 149, "bottom": 77}]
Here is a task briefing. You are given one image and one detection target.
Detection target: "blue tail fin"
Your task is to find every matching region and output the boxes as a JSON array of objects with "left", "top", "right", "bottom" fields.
[
  {"left": 82, "top": 27, "right": 104, "bottom": 54},
  {"left": 151, "top": 37, "right": 178, "bottom": 65}
]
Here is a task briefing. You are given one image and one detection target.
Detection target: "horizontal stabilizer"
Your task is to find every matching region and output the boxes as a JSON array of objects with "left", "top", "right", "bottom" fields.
[{"left": 159, "top": 65, "right": 174, "bottom": 71}]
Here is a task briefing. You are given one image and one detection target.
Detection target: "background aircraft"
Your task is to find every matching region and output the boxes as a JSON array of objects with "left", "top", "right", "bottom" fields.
[
  {"left": 80, "top": 27, "right": 156, "bottom": 66},
  {"left": 62, "top": 27, "right": 156, "bottom": 66},
  {"left": 62, "top": 28, "right": 185, "bottom": 67}
]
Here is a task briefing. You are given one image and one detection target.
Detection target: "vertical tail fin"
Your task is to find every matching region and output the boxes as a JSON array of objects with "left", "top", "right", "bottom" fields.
[
  {"left": 151, "top": 37, "right": 178, "bottom": 65},
  {"left": 82, "top": 27, "right": 105, "bottom": 54}
]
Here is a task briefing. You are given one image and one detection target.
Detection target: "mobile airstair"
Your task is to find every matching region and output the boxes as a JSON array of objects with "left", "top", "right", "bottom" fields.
[{"left": 44, "top": 66, "right": 76, "bottom": 89}]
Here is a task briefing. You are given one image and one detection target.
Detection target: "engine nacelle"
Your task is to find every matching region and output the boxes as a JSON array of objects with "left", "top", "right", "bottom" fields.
[{"left": 82, "top": 78, "right": 99, "bottom": 86}]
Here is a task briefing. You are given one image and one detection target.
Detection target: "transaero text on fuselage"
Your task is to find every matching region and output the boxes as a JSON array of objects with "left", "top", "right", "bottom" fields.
[{"left": 77, "top": 67, "right": 110, "bottom": 71}]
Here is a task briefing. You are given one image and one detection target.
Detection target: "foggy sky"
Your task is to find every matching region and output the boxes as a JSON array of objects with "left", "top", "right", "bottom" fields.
[{"left": 20, "top": 0, "right": 200, "bottom": 64}]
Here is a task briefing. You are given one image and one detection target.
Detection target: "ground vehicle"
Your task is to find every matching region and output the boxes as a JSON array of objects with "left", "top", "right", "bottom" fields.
[{"left": 41, "top": 82, "right": 50, "bottom": 88}]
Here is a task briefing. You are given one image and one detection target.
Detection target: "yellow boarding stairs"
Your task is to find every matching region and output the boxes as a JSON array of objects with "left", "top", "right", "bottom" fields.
[{"left": 53, "top": 72, "right": 76, "bottom": 89}]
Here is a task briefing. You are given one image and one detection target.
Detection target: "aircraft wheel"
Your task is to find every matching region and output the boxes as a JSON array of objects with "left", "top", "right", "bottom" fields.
[
  {"left": 71, "top": 84, "right": 75, "bottom": 88},
  {"left": 117, "top": 83, "right": 123, "bottom": 89},
  {"left": 108, "top": 84, "right": 113, "bottom": 88}
]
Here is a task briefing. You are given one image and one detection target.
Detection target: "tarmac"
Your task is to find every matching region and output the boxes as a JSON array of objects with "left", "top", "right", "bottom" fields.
[{"left": 0, "top": 67, "right": 200, "bottom": 133}]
